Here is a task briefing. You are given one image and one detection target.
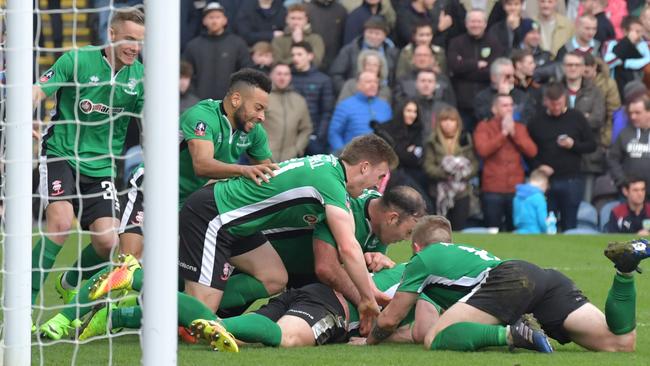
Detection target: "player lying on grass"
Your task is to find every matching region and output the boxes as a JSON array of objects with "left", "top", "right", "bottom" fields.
[
  {"left": 366, "top": 215, "right": 647, "bottom": 353},
  {"left": 39, "top": 185, "right": 424, "bottom": 341}
]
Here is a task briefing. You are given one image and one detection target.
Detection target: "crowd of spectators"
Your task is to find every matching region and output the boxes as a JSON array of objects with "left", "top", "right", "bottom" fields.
[{"left": 88, "top": 0, "right": 650, "bottom": 233}]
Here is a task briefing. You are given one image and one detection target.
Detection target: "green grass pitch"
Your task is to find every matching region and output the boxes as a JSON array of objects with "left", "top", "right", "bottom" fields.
[{"left": 16, "top": 233, "right": 650, "bottom": 365}]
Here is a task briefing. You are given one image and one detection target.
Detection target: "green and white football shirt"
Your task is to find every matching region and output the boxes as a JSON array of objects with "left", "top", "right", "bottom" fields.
[{"left": 39, "top": 46, "right": 144, "bottom": 178}]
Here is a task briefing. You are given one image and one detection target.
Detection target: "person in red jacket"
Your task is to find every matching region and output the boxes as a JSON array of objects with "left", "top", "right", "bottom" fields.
[{"left": 474, "top": 93, "right": 538, "bottom": 231}]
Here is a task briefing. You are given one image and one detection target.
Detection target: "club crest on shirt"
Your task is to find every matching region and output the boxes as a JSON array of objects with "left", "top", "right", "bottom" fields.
[
  {"left": 40, "top": 69, "right": 55, "bottom": 83},
  {"left": 123, "top": 78, "right": 138, "bottom": 95},
  {"left": 194, "top": 121, "right": 207, "bottom": 136},
  {"left": 480, "top": 47, "right": 491, "bottom": 58}
]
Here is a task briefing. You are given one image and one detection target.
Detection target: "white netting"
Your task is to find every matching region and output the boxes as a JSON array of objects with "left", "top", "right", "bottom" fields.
[{"left": 2, "top": 1, "right": 150, "bottom": 364}]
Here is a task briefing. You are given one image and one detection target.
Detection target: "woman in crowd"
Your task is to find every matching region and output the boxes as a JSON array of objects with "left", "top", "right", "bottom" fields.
[{"left": 423, "top": 106, "right": 479, "bottom": 230}]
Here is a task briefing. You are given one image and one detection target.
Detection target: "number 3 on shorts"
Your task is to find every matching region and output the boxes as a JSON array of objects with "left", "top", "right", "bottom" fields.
[{"left": 101, "top": 181, "right": 117, "bottom": 201}]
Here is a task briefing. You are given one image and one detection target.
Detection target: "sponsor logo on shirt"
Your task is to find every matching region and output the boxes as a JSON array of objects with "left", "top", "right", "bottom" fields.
[
  {"left": 194, "top": 121, "right": 207, "bottom": 136},
  {"left": 40, "top": 69, "right": 55, "bottom": 83},
  {"left": 51, "top": 180, "right": 64, "bottom": 196},
  {"left": 79, "top": 99, "right": 124, "bottom": 115},
  {"left": 626, "top": 140, "right": 650, "bottom": 158}
]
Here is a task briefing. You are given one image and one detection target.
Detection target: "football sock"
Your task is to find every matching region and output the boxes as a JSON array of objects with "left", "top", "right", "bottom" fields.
[
  {"left": 178, "top": 292, "right": 217, "bottom": 328},
  {"left": 222, "top": 313, "right": 282, "bottom": 347},
  {"left": 220, "top": 273, "right": 269, "bottom": 310},
  {"left": 62, "top": 243, "right": 107, "bottom": 289},
  {"left": 429, "top": 323, "right": 507, "bottom": 351},
  {"left": 112, "top": 306, "right": 142, "bottom": 329},
  {"left": 32, "top": 236, "right": 63, "bottom": 304},
  {"left": 605, "top": 273, "right": 636, "bottom": 334},
  {"left": 61, "top": 266, "right": 111, "bottom": 321},
  {"left": 132, "top": 268, "right": 144, "bottom": 292}
]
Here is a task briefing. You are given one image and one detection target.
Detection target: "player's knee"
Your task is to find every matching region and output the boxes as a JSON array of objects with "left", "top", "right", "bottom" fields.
[
  {"left": 91, "top": 233, "right": 118, "bottom": 257},
  {"left": 411, "top": 323, "right": 427, "bottom": 344},
  {"left": 264, "top": 269, "right": 288, "bottom": 295}
]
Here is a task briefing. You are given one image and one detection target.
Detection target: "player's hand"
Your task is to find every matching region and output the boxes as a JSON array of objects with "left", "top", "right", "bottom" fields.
[
  {"left": 240, "top": 163, "right": 279, "bottom": 185},
  {"left": 357, "top": 298, "right": 380, "bottom": 337},
  {"left": 348, "top": 337, "right": 367, "bottom": 346},
  {"left": 364, "top": 252, "right": 395, "bottom": 273}
]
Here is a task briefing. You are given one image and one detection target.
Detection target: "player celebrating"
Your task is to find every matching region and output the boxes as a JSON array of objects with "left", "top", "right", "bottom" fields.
[
  {"left": 367, "top": 215, "right": 647, "bottom": 353},
  {"left": 31, "top": 8, "right": 145, "bottom": 309}
]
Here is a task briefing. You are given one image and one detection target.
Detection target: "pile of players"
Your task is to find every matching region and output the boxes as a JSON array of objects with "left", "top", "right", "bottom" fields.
[{"left": 32, "top": 8, "right": 647, "bottom": 354}]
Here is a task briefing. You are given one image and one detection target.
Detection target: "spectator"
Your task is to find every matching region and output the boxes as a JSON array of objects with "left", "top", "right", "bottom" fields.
[
  {"left": 265, "top": 63, "right": 313, "bottom": 162},
  {"left": 396, "top": 21, "right": 447, "bottom": 79},
  {"left": 528, "top": 82, "right": 597, "bottom": 231},
  {"left": 511, "top": 49, "right": 543, "bottom": 114},
  {"left": 180, "top": 0, "right": 203, "bottom": 51},
  {"left": 513, "top": 168, "right": 550, "bottom": 234},
  {"left": 447, "top": 9, "right": 504, "bottom": 132},
  {"left": 423, "top": 106, "right": 479, "bottom": 230},
  {"left": 580, "top": 0, "right": 617, "bottom": 44},
  {"left": 517, "top": 19, "right": 555, "bottom": 82},
  {"left": 474, "top": 94, "right": 538, "bottom": 231},
  {"left": 337, "top": 50, "right": 392, "bottom": 104},
  {"left": 474, "top": 57, "right": 533, "bottom": 124},
  {"left": 606, "top": 177, "right": 650, "bottom": 234},
  {"left": 604, "top": 16, "right": 650, "bottom": 100},
  {"left": 583, "top": 53, "right": 621, "bottom": 147},
  {"left": 305, "top": 0, "right": 348, "bottom": 71},
  {"left": 395, "top": 56, "right": 456, "bottom": 109},
  {"left": 329, "top": 16, "right": 399, "bottom": 94},
  {"left": 394, "top": 0, "right": 435, "bottom": 48},
  {"left": 556, "top": 14, "right": 601, "bottom": 62},
  {"left": 611, "top": 81, "right": 648, "bottom": 143},
  {"left": 236, "top": 0, "right": 287, "bottom": 46},
  {"left": 328, "top": 71, "right": 392, "bottom": 152},
  {"left": 640, "top": 5, "right": 650, "bottom": 40},
  {"left": 430, "top": 0, "right": 468, "bottom": 48},
  {"left": 373, "top": 99, "right": 433, "bottom": 210},
  {"left": 271, "top": 4, "right": 325, "bottom": 67},
  {"left": 607, "top": 95, "right": 650, "bottom": 194},
  {"left": 524, "top": 0, "right": 566, "bottom": 21},
  {"left": 251, "top": 41, "right": 274, "bottom": 74},
  {"left": 182, "top": 3, "right": 252, "bottom": 100},
  {"left": 487, "top": 0, "right": 532, "bottom": 53},
  {"left": 343, "top": 0, "right": 396, "bottom": 45},
  {"left": 412, "top": 69, "right": 453, "bottom": 140},
  {"left": 459, "top": 0, "right": 500, "bottom": 19},
  {"left": 535, "top": 0, "right": 574, "bottom": 57},
  {"left": 561, "top": 51, "right": 606, "bottom": 201},
  {"left": 179, "top": 61, "right": 200, "bottom": 114},
  {"left": 290, "top": 41, "right": 335, "bottom": 155}
]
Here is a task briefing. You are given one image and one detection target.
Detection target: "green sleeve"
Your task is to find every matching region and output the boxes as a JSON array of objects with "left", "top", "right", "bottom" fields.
[
  {"left": 247, "top": 125, "right": 272, "bottom": 161},
  {"left": 180, "top": 108, "right": 213, "bottom": 142},
  {"left": 397, "top": 255, "right": 431, "bottom": 294},
  {"left": 38, "top": 52, "right": 74, "bottom": 96}
]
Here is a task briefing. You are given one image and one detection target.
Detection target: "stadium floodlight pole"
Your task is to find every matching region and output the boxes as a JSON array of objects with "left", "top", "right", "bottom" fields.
[
  {"left": 143, "top": 0, "right": 179, "bottom": 365},
  {"left": 2, "top": 0, "right": 33, "bottom": 365}
]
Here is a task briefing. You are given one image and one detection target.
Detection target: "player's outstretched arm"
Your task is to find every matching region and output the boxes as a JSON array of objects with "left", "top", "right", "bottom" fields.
[
  {"left": 188, "top": 139, "right": 278, "bottom": 184},
  {"left": 367, "top": 291, "right": 418, "bottom": 345},
  {"left": 326, "top": 205, "right": 380, "bottom": 332}
]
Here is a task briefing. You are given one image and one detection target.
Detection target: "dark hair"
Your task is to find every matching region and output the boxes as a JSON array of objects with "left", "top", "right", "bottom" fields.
[
  {"left": 492, "top": 93, "right": 512, "bottom": 106},
  {"left": 381, "top": 185, "right": 427, "bottom": 220},
  {"left": 340, "top": 134, "right": 399, "bottom": 170},
  {"left": 510, "top": 49, "right": 532, "bottom": 64},
  {"left": 180, "top": 60, "right": 194, "bottom": 78},
  {"left": 582, "top": 52, "right": 596, "bottom": 66},
  {"left": 291, "top": 41, "right": 313, "bottom": 54},
  {"left": 543, "top": 82, "right": 566, "bottom": 100},
  {"left": 412, "top": 215, "right": 452, "bottom": 245},
  {"left": 412, "top": 19, "right": 433, "bottom": 35},
  {"left": 110, "top": 6, "right": 145, "bottom": 27},
  {"left": 228, "top": 68, "right": 272, "bottom": 94},
  {"left": 622, "top": 15, "right": 642, "bottom": 32},
  {"left": 270, "top": 62, "right": 291, "bottom": 71},
  {"left": 626, "top": 94, "right": 650, "bottom": 111},
  {"left": 624, "top": 176, "right": 646, "bottom": 189},
  {"left": 563, "top": 51, "right": 585, "bottom": 64}
]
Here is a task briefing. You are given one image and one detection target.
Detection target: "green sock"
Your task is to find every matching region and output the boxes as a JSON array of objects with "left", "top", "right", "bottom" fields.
[
  {"left": 62, "top": 243, "right": 108, "bottom": 288},
  {"left": 429, "top": 323, "right": 508, "bottom": 351},
  {"left": 111, "top": 306, "right": 143, "bottom": 329},
  {"left": 178, "top": 292, "right": 217, "bottom": 328},
  {"left": 61, "top": 266, "right": 111, "bottom": 320},
  {"left": 220, "top": 273, "right": 269, "bottom": 310},
  {"left": 222, "top": 313, "right": 282, "bottom": 347},
  {"left": 605, "top": 273, "right": 637, "bottom": 335},
  {"left": 32, "top": 236, "right": 63, "bottom": 304},
  {"left": 132, "top": 268, "right": 144, "bottom": 292}
]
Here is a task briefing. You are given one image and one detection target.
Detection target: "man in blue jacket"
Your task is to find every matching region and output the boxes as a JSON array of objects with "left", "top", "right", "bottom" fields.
[{"left": 328, "top": 71, "right": 392, "bottom": 153}]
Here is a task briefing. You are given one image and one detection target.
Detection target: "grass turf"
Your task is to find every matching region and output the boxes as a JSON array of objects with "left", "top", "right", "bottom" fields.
[{"left": 16, "top": 232, "right": 650, "bottom": 365}]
